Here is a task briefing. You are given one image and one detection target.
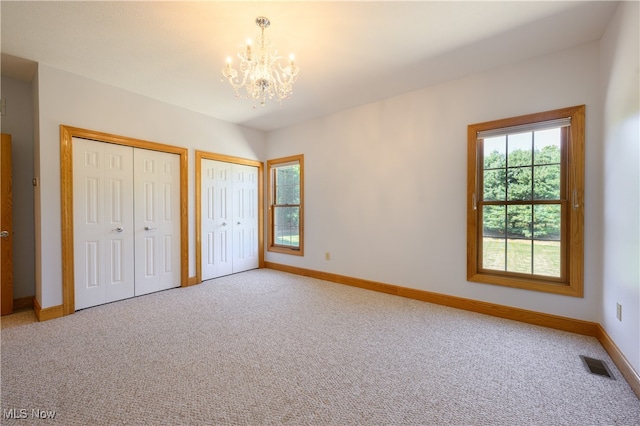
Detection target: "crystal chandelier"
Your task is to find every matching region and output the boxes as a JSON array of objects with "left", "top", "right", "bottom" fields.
[{"left": 221, "top": 16, "right": 300, "bottom": 107}]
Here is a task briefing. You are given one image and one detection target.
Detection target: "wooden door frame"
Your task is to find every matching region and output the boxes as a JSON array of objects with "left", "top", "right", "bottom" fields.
[
  {"left": 195, "top": 150, "right": 264, "bottom": 284},
  {"left": 60, "top": 125, "right": 188, "bottom": 316}
]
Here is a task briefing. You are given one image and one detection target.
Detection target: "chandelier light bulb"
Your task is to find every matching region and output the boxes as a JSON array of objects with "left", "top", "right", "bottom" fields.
[{"left": 221, "top": 16, "right": 300, "bottom": 107}]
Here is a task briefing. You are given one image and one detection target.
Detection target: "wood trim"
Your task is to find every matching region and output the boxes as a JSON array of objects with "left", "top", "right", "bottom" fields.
[
  {"left": 265, "top": 262, "right": 640, "bottom": 398},
  {"left": 60, "top": 125, "right": 189, "bottom": 316},
  {"left": 60, "top": 127, "right": 74, "bottom": 315},
  {"left": 596, "top": 325, "right": 640, "bottom": 399},
  {"left": 266, "top": 154, "right": 304, "bottom": 256},
  {"left": 13, "top": 296, "right": 34, "bottom": 310},
  {"left": 33, "top": 298, "right": 63, "bottom": 322},
  {"left": 194, "top": 150, "right": 265, "bottom": 284},
  {"left": 187, "top": 276, "right": 198, "bottom": 286},
  {"left": 466, "top": 105, "right": 585, "bottom": 297}
]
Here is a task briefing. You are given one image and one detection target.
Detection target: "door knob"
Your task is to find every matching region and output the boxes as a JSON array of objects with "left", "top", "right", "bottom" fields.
[
  {"left": 237, "top": 222, "right": 241, "bottom": 225},
  {"left": 144, "top": 226, "right": 157, "bottom": 231},
  {"left": 222, "top": 222, "right": 227, "bottom": 226},
  {"left": 0, "top": 230, "right": 8, "bottom": 238},
  {"left": 114, "top": 227, "right": 124, "bottom": 233}
]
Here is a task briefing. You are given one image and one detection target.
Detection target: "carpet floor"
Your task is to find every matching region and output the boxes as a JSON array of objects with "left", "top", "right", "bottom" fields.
[{"left": 1, "top": 269, "right": 639, "bottom": 425}]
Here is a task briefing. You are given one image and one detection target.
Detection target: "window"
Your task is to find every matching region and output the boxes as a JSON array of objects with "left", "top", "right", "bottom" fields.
[
  {"left": 267, "top": 155, "right": 303, "bottom": 255},
  {"left": 467, "top": 105, "right": 584, "bottom": 296}
]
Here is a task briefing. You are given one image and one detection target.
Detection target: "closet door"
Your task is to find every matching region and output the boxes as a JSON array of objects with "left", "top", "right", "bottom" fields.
[
  {"left": 201, "top": 159, "right": 233, "bottom": 280},
  {"left": 232, "top": 164, "right": 259, "bottom": 273},
  {"left": 73, "top": 138, "right": 135, "bottom": 310},
  {"left": 134, "top": 149, "right": 181, "bottom": 296}
]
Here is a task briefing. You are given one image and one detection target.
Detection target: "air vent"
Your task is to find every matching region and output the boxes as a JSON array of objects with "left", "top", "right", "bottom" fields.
[{"left": 580, "top": 355, "right": 615, "bottom": 379}]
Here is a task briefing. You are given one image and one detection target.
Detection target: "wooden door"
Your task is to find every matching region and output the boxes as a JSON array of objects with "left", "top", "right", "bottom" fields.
[
  {"left": 133, "top": 148, "right": 180, "bottom": 296},
  {"left": 73, "top": 138, "right": 135, "bottom": 310},
  {"left": 1, "top": 134, "right": 13, "bottom": 316}
]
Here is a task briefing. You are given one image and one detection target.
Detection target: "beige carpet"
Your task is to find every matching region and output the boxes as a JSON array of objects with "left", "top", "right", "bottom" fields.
[{"left": 1, "top": 269, "right": 639, "bottom": 425}]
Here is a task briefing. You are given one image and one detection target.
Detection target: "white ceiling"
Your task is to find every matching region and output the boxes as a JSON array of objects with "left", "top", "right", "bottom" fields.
[{"left": 1, "top": 1, "right": 618, "bottom": 132}]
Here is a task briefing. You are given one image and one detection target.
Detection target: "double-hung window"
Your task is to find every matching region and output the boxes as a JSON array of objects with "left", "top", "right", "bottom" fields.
[
  {"left": 267, "top": 155, "right": 304, "bottom": 255},
  {"left": 467, "top": 105, "right": 584, "bottom": 296}
]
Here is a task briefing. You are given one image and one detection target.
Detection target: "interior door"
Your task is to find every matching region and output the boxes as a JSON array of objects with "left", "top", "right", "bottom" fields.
[
  {"left": 232, "top": 164, "right": 259, "bottom": 273},
  {"left": 201, "top": 159, "right": 233, "bottom": 280},
  {"left": 134, "top": 148, "right": 180, "bottom": 296},
  {"left": 1, "top": 134, "right": 13, "bottom": 316},
  {"left": 73, "top": 138, "right": 135, "bottom": 310}
]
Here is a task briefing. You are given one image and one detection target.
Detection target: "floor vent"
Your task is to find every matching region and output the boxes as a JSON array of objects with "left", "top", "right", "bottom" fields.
[{"left": 580, "top": 355, "right": 615, "bottom": 379}]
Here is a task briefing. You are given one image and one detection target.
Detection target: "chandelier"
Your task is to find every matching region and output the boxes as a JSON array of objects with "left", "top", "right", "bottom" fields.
[{"left": 221, "top": 16, "right": 300, "bottom": 107}]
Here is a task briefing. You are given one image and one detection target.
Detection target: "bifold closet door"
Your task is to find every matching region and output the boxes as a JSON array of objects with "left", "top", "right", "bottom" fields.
[
  {"left": 232, "top": 164, "right": 259, "bottom": 273},
  {"left": 73, "top": 138, "right": 135, "bottom": 310},
  {"left": 74, "top": 138, "right": 181, "bottom": 310},
  {"left": 201, "top": 159, "right": 258, "bottom": 281},
  {"left": 134, "top": 149, "right": 181, "bottom": 296},
  {"left": 201, "top": 160, "right": 233, "bottom": 280}
]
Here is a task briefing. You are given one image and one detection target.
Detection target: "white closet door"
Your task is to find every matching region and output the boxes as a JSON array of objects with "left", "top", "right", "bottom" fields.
[
  {"left": 134, "top": 149, "right": 181, "bottom": 296},
  {"left": 232, "top": 164, "right": 259, "bottom": 273},
  {"left": 201, "top": 159, "right": 233, "bottom": 280},
  {"left": 73, "top": 138, "right": 135, "bottom": 310}
]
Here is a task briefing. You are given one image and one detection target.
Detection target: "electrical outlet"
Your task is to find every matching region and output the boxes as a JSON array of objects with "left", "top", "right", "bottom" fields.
[
  {"left": 325, "top": 252, "right": 331, "bottom": 261},
  {"left": 616, "top": 303, "right": 622, "bottom": 321}
]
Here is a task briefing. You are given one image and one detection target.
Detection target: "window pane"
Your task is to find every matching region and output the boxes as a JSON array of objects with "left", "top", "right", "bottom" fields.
[
  {"left": 484, "top": 136, "right": 506, "bottom": 169},
  {"left": 534, "top": 128, "right": 561, "bottom": 165},
  {"left": 507, "top": 205, "right": 532, "bottom": 238},
  {"left": 483, "top": 237, "right": 505, "bottom": 271},
  {"left": 483, "top": 205, "right": 505, "bottom": 238},
  {"left": 533, "top": 204, "right": 561, "bottom": 241},
  {"left": 507, "top": 167, "right": 532, "bottom": 201},
  {"left": 275, "top": 186, "right": 286, "bottom": 204},
  {"left": 274, "top": 206, "right": 299, "bottom": 247},
  {"left": 483, "top": 169, "right": 506, "bottom": 201},
  {"left": 507, "top": 132, "right": 532, "bottom": 167},
  {"left": 533, "top": 165, "right": 560, "bottom": 200},
  {"left": 507, "top": 239, "right": 532, "bottom": 274},
  {"left": 533, "top": 240, "right": 561, "bottom": 277},
  {"left": 275, "top": 164, "right": 300, "bottom": 205}
]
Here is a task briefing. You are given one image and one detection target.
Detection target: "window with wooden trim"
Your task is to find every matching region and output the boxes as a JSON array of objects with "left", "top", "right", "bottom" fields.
[
  {"left": 267, "top": 155, "right": 303, "bottom": 255},
  {"left": 467, "top": 105, "right": 584, "bottom": 296}
]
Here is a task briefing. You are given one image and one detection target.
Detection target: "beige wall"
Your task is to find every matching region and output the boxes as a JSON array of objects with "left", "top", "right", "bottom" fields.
[
  {"left": 600, "top": 0, "right": 640, "bottom": 373},
  {"left": 266, "top": 42, "right": 602, "bottom": 321}
]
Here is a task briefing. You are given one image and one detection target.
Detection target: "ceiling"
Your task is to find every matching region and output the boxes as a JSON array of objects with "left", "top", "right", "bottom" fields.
[{"left": 1, "top": 1, "right": 618, "bottom": 132}]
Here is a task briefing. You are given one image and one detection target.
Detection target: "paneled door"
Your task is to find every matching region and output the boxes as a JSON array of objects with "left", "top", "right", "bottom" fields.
[
  {"left": 201, "top": 159, "right": 258, "bottom": 281},
  {"left": 201, "top": 159, "right": 233, "bottom": 280},
  {"left": 232, "top": 164, "right": 259, "bottom": 273},
  {"left": 1, "top": 134, "right": 13, "bottom": 316},
  {"left": 73, "top": 138, "right": 135, "bottom": 310},
  {"left": 133, "top": 148, "right": 181, "bottom": 296}
]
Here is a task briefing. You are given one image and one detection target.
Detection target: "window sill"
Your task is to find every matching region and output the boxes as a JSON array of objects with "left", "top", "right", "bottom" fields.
[
  {"left": 468, "top": 272, "right": 583, "bottom": 297},
  {"left": 268, "top": 246, "right": 304, "bottom": 256}
]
